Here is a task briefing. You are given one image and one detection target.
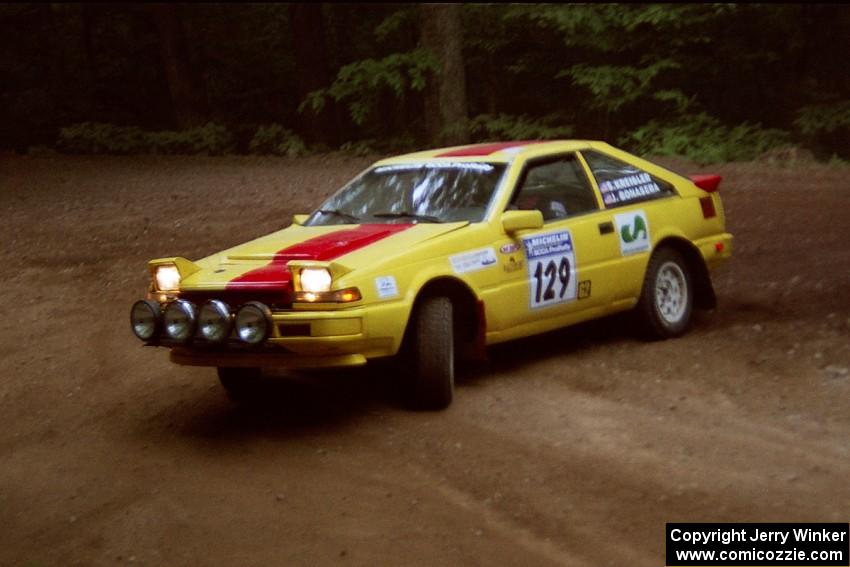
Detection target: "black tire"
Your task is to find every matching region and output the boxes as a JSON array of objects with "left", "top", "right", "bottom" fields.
[
  {"left": 635, "top": 247, "right": 693, "bottom": 339},
  {"left": 217, "top": 367, "right": 262, "bottom": 401},
  {"left": 410, "top": 296, "right": 454, "bottom": 410}
]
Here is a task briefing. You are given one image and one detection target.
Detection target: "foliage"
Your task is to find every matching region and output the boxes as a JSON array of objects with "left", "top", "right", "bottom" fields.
[
  {"left": 59, "top": 123, "right": 146, "bottom": 155},
  {"left": 299, "top": 48, "right": 437, "bottom": 126},
  {"left": 794, "top": 101, "right": 850, "bottom": 136},
  {"left": 828, "top": 154, "right": 850, "bottom": 168},
  {"left": 620, "top": 113, "right": 790, "bottom": 164},
  {"left": 373, "top": 7, "right": 414, "bottom": 43},
  {"left": 561, "top": 60, "right": 680, "bottom": 114},
  {"left": 59, "top": 122, "right": 236, "bottom": 155},
  {"left": 2, "top": 4, "right": 849, "bottom": 160},
  {"left": 248, "top": 124, "right": 308, "bottom": 157},
  {"left": 469, "top": 114, "right": 573, "bottom": 141}
]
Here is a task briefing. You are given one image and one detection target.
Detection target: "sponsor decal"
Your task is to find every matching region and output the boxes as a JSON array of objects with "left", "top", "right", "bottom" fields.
[
  {"left": 503, "top": 256, "right": 524, "bottom": 273},
  {"left": 375, "top": 276, "right": 399, "bottom": 299},
  {"left": 614, "top": 210, "right": 650, "bottom": 256},
  {"left": 500, "top": 243, "right": 520, "bottom": 255},
  {"left": 449, "top": 247, "right": 498, "bottom": 274},
  {"left": 227, "top": 224, "right": 412, "bottom": 291},
  {"left": 578, "top": 280, "right": 592, "bottom": 299},
  {"left": 522, "top": 230, "right": 577, "bottom": 309},
  {"left": 374, "top": 162, "right": 495, "bottom": 173},
  {"left": 599, "top": 172, "right": 662, "bottom": 206}
]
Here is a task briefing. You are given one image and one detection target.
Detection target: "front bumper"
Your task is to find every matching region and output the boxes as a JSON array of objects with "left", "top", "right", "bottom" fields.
[
  {"left": 165, "top": 300, "right": 410, "bottom": 369},
  {"left": 171, "top": 349, "right": 367, "bottom": 369}
]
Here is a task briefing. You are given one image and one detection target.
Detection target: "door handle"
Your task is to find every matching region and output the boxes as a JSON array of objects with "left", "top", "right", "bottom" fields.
[{"left": 598, "top": 221, "right": 614, "bottom": 235}]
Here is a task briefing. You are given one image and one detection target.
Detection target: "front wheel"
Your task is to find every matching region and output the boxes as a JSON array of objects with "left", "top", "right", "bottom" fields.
[
  {"left": 217, "top": 367, "right": 262, "bottom": 401},
  {"left": 635, "top": 247, "right": 693, "bottom": 339},
  {"left": 409, "top": 296, "right": 455, "bottom": 410}
]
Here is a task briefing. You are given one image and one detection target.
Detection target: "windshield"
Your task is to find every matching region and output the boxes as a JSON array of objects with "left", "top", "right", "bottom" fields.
[{"left": 305, "top": 162, "right": 507, "bottom": 226}]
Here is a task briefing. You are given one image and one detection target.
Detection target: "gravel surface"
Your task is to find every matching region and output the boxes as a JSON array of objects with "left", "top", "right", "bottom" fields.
[{"left": 1, "top": 153, "right": 849, "bottom": 566}]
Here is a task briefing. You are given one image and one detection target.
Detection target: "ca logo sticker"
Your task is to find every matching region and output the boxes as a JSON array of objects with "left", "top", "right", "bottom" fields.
[
  {"left": 614, "top": 210, "right": 650, "bottom": 256},
  {"left": 621, "top": 214, "right": 647, "bottom": 243}
]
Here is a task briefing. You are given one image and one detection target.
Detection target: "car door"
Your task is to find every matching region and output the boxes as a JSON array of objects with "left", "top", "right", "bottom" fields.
[
  {"left": 577, "top": 149, "right": 680, "bottom": 301},
  {"left": 487, "top": 153, "right": 623, "bottom": 333}
]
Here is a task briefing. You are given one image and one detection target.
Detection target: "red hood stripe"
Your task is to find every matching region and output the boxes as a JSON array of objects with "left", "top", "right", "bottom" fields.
[
  {"left": 226, "top": 224, "right": 413, "bottom": 291},
  {"left": 435, "top": 140, "right": 544, "bottom": 157}
]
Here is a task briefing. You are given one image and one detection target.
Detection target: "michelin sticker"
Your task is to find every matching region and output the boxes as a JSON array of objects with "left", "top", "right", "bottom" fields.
[
  {"left": 450, "top": 247, "right": 497, "bottom": 274},
  {"left": 614, "top": 210, "right": 650, "bottom": 255},
  {"left": 522, "top": 230, "right": 577, "bottom": 309},
  {"left": 375, "top": 276, "right": 399, "bottom": 299}
]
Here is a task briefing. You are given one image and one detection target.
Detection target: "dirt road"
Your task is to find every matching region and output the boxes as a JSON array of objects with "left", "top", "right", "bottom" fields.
[{"left": 1, "top": 153, "right": 848, "bottom": 566}]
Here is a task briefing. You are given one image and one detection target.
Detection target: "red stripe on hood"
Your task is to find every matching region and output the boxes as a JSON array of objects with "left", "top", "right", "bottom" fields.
[
  {"left": 436, "top": 141, "right": 544, "bottom": 157},
  {"left": 226, "top": 224, "right": 412, "bottom": 291}
]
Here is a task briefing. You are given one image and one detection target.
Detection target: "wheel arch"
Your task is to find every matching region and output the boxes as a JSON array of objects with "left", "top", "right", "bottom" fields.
[
  {"left": 402, "top": 276, "right": 485, "bottom": 359},
  {"left": 652, "top": 236, "right": 716, "bottom": 309}
]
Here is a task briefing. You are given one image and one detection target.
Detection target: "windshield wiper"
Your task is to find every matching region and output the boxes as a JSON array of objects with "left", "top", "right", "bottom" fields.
[
  {"left": 372, "top": 211, "right": 442, "bottom": 223},
  {"left": 317, "top": 208, "right": 360, "bottom": 223}
]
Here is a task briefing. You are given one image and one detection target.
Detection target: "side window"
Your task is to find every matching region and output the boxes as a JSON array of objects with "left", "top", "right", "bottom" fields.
[
  {"left": 510, "top": 155, "right": 598, "bottom": 222},
  {"left": 582, "top": 150, "right": 676, "bottom": 208}
]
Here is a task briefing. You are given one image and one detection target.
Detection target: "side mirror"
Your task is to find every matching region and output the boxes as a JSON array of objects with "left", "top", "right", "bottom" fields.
[
  {"left": 501, "top": 210, "right": 543, "bottom": 233},
  {"left": 292, "top": 214, "right": 309, "bottom": 226}
]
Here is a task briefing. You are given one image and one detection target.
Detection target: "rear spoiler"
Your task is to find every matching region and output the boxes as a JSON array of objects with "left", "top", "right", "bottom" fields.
[{"left": 689, "top": 174, "right": 722, "bottom": 193}]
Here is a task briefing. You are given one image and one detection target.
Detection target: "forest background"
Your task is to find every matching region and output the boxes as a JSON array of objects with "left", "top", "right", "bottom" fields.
[{"left": 2, "top": 3, "right": 848, "bottom": 163}]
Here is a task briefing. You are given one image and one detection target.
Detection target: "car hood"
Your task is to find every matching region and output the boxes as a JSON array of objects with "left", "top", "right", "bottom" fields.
[{"left": 181, "top": 221, "right": 469, "bottom": 291}]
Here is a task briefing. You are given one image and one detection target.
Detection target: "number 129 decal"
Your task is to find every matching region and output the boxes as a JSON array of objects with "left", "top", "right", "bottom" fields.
[{"left": 522, "top": 230, "right": 577, "bottom": 309}]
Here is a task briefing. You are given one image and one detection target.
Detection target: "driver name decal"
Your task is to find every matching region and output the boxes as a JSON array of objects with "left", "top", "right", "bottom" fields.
[
  {"left": 599, "top": 172, "right": 662, "bottom": 206},
  {"left": 522, "top": 230, "right": 577, "bottom": 309}
]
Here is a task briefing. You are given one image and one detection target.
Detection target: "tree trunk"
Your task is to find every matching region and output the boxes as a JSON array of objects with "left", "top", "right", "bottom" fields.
[
  {"left": 289, "top": 3, "right": 338, "bottom": 146},
  {"left": 80, "top": 5, "right": 96, "bottom": 90},
  {"left": 419, "top": 4, "right": 469, "bottom": 146},
  {"left": 150, "top": 3, "right": 207, "bottom": 129}
]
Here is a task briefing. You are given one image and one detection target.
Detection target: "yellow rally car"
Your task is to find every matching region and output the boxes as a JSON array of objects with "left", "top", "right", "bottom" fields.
[{"left": 130, "top": 140, "right": 732, "bottom": 409}]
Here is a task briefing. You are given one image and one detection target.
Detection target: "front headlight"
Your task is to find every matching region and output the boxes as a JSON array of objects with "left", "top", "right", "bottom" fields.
[
  {"left": 300, "top": 268, "right": 332, "bottom": 292},
  {"left": 155, "top": 264, "right": 181, "bottom": 292}
]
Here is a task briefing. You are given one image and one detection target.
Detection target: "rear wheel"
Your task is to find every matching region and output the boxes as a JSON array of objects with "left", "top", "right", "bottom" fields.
[
  {"left": 409, "top": 296, "right": 454, "bottom": 410},
  {"left": 217, "top": 367, "right": 262, "bottom": 401},
  {"left": 635, "top": 247, "right": 693, "bottom": 339}
]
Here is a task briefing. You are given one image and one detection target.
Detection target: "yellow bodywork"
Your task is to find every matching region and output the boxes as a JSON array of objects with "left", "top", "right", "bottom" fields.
[{"left": 146, "top": 140, "right": 732, "bottom": 369}]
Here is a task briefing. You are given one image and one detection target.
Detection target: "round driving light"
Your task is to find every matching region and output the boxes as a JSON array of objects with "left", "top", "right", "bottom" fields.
[
  {"left": 163, "top": 299, "right": 197, "bottom": 342},
  {"left": 235, "top": 302, "right": 272, "bottom": 345},
  {"left": 199, "top": 300, "right": 232, "bottom": 342},
  {"left": 130, "top": 299, "right": 161, "bottom": 341}
]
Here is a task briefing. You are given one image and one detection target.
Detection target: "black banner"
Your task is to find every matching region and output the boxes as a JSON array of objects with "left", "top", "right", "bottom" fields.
[{"left": 666, "top": 523, "right": 849, "bottom": 566}]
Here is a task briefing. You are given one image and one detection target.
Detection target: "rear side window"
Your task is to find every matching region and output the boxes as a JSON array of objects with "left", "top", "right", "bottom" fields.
[{"left": 581, "top": 150, "right": 676, "bottom": 208}]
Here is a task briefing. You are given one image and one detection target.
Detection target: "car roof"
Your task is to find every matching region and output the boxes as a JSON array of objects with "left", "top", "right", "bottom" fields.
[{"left": 375, "top": 140, "right": 605, "bottom": 165}]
